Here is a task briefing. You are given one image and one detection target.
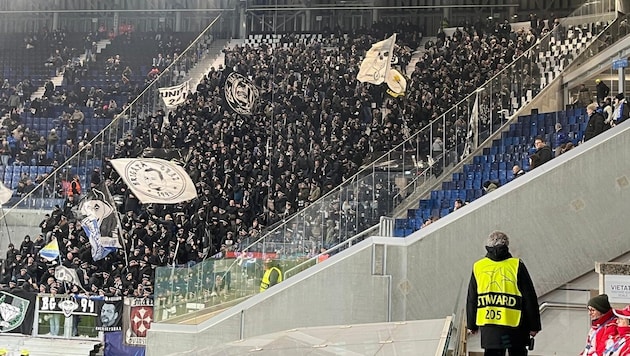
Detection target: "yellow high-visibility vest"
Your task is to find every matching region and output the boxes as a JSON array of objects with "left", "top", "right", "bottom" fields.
[
  {"left": 473, "top": 257, "right": 522, "bottom": 327},
  {"left": 260, "top": 266, "right": 282, "bottom": 292}
]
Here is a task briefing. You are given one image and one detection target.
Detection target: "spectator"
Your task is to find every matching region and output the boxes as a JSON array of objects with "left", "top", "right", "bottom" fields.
[
  {"left": 466, "top": 231, "right": 542, "bottom": 355},
  {"left": 580, "top": 294, "right": 616, "bottom": 356},
  {"left": 612, "top": 93, "right": 630, "bottom": 126},
  {"left": 551, "top": 123, "right": 567, "bottom": 156},
  {"left": 602, "top": 97, "right": 614, "bottom": 127},
  {"left": 583, "top": 102, "right": 607, "bottom": 142},
  {"left": 512, "top": 164, "right": 526, "bottom": 179},
  {"left": 606, "top": 305, "right": 630, "bottom": 354},
  {"left": 259, "top": 258, "right": 282, "bottom": 292},
  {"left": 529, "top": 136, "right": 552, "bottom": 169}
]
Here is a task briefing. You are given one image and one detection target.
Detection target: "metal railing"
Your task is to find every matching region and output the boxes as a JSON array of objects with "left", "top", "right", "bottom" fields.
[{"left": 151, "top": 2, "right": 617, "bottom": 323}]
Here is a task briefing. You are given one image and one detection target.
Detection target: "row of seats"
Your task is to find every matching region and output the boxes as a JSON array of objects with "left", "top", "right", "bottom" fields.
[{"left": 392, "top": 106, "right": 588, "bottom": 237}]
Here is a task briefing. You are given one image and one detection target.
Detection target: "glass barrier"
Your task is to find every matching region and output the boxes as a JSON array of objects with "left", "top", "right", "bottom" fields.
[
  {"left": 150, "top": 3, "right": 618, "bottom": 322},
  {"left": 0, "top": 2, "right": 619, "bottom": 325},
  {"left": 0, "top": 12, "right": 224, "bottom": 212}
]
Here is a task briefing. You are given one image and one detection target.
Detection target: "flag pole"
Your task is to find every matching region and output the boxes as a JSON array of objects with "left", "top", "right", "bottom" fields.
[{"left": 0, "top": 206, "right": 12, "bottom": 245}]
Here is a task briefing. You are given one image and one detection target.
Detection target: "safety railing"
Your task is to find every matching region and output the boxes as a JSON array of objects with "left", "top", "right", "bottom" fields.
[{"left": 151, "top": 2, "right": 617, "bottom": 322}]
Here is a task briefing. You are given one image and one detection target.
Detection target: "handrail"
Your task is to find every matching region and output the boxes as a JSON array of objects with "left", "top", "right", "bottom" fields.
[{"left": 538, "top": 301, "right": 586, "bottom": 313}]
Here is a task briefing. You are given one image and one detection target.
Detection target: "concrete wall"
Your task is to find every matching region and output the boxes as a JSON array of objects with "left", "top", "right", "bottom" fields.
[
  {"left": 148, "top": 244, "right": 391, "bottom": 354},
  {"left": 147, "top": 124, "right": 630, "bottom": 355},
  {"left": 0, "top": 209, "right": 49, "bottom": 254}
]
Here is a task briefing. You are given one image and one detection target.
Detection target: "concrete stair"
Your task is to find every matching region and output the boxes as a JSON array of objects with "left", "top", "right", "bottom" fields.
[
  {"left": 0, "top": 334, "right": 101, "bottom": 356},
  {"left": 183, "top": 38, "right": 230, "bottom": 93},
  {"left": 29, "top": 39, "right": 111, "bottom": 101}
]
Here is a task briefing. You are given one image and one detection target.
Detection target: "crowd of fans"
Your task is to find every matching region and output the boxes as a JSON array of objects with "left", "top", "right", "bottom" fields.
[{"left": 0, "top": 15, "right": 583, "bottom": 301}]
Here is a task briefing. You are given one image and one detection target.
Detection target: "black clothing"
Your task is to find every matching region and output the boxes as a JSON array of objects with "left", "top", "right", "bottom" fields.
[
  {"left": 466, "top": 246, "right": 542, "bottom": 350},
  {"left": 583, "top": 112, "right": 607, "bottom": 142}
]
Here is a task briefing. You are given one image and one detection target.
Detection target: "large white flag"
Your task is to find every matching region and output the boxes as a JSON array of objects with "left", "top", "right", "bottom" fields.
[
  {"left": 110, "top": 158, "right": 198, "bottom": 204},
  {"left": 158, "top": 80, "right": 190, "bottom": 108},
  {"left": 461, "top": 92, "right": 479, "bottom": 160},
  {"left": 357, "top": 34, "right": 397, "bottom": 85},
  {"left": 0, "top": 181, "right": 12, "bottom": 205}
]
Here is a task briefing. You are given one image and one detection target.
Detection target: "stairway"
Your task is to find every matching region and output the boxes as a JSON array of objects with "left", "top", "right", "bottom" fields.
[
  {"left": 29, "top": 39, "right": 111, "bottom": 101},
  {"left": 183, "top": 38, "right": 230, "bottom": 92}
]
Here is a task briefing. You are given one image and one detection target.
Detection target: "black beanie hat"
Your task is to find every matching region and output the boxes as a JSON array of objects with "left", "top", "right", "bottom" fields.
[{"left": 588, "top": 294, "right": 612, "bottom": 313}]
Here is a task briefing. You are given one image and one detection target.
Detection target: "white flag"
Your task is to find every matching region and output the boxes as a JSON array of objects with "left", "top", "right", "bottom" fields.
[
  {"left": 55, "top": 265, "right": 81, "bottom": 286},
  {"left": 357, "top": 34, "right": 397, "bottom": 85},
  {"left": 110, "top": 158, "right": 198, "bottom": 204},
  {"left": 461, "top": 92, "right": 479, "bottom": 160},
  {"left": 0, "top": 181, "right": 12, "bottom": 205},
  {"left": 158, "top": 80, "right": 190, "bottom": 108}
]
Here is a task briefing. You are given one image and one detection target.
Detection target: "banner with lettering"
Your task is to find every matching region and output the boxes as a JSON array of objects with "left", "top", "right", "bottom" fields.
[
  {"left": 123, "top": 297, "right": 154, "bottom": 346},
  {"left": 95, "top": 296, "right": 123, "bottom": 332},
  {"left": 158, "top": 80, "right": 190, "bottom": 108},
  {"left": 37, "top": 294, "right": 98, "bottom": 317},
  {"left": 110, "top": 158, "right": 197, "bottom": 204}
]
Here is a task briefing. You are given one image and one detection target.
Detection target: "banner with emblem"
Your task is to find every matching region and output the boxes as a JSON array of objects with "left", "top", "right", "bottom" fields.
[
  {"left": 73, "top": 182, "right": 121, "bottom": 261},
  {"left": 357, "top": 34, "right": 397, "bottom": 85},
  {"left": 222, "top": 71, "right": 259, "bottom": 115},
  {"left": 0, "top": 290, "right": 36, "bottom": 335},
  {"left": 110, "top": 158, "right": 198, "bottom": 204},
  {"left": 37, "top": 294, "right": 98, "bottom": 317},
  {"left": 158, "top": 80, "right": 190, "bottom": 108},
  {"left": 385, "top": 68, "right": 407, "bottom": 98},
  {"left": 123, "top": 297, "right": 153, "bottom": 346},
  {"left": 95, "top": 296, "right": 123, "bottom": 332}
]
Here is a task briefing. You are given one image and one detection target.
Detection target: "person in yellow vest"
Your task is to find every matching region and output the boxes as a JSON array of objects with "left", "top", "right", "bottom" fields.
[
  {"left": 466, "top": 231, "right": 542, "bottom": 356},
  {"left": 260, "top": 258, "right": 282, "bottom": 292}
]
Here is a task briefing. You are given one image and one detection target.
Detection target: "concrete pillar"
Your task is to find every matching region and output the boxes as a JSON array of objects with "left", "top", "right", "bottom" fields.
[
  {"left": 113, "top": 12, "right": 119, "bottom": 36},
  {"left": 442, "top": 7, "right": 451, "bottom": 27},
  {"left": 52, "top": 12, "right": 59, "bottom": 31},
  {"left": 303, "top": 10, "right": 311, "bottom": 32},
  {"left": 239, "top": 4, "right": 246, "bottom": 39},
  {"left": 175, "top": 11, "right": 182, "bottom": 32},
  {"left": 619, "top": 67, "right": 626, "bottom": 95}
]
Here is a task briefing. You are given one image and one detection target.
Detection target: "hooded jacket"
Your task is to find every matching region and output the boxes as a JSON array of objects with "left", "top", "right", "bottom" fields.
[{"left": 466, "top": 245, "right": 542, "bottom": 349}]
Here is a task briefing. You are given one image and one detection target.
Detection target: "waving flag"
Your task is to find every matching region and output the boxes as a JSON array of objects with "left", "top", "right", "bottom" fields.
[
  {"left": 74, "top": 182, "right": 120, "bottom": 261},
  {"left": 0, "top": 181, "right": 12, "bottom": 205},
  {"left": 39, "top": 239, "right": 60, "bottom": 261},
  {"left": 357, "top": 34, "right": 397, "bottom": 85},
  {"left": 110, "top": 158, "right": 197, "bottom": 204},
  {"left": 54, "top": 265, "right": 81, "bottom": 286},
  {"left": 461, "top": 91, "right": 480, "bottom": 160}
]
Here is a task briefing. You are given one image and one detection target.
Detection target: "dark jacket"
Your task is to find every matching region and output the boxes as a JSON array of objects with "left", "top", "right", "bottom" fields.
[
  {"left": 583, "top": 111, "right": 607, "bottom": 142},
  {"left": 466, "top": 246, "right": 542, "bottom": 349},
  {"left": 529, "top": 145, "right": 552, "bottom": 169}
]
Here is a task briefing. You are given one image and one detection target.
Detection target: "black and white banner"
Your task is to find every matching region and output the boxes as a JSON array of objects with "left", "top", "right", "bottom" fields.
[
  {"left": 158, "top": 80, "right": 190, "bottom": 108},
  {"left": 223, "top": 71, "right": 259, "bottom": 115},
  {"left": 96, "top": 296, "right": 123, "bottom": 332},
  {"left": 110, "top": 158, "right": 198, "bottom": 204},
  {"left": 38, "top": 295, "right": 98, "bottom": 317},
  {"left": 357, "top": 34, "right": 397, "bottom": 85}
]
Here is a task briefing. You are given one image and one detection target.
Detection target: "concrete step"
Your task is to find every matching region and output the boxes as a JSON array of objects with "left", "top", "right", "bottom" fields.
[{"left": 0, "top": 334, "right": 101, "bottom": 356}]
